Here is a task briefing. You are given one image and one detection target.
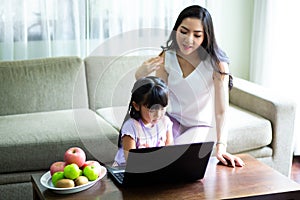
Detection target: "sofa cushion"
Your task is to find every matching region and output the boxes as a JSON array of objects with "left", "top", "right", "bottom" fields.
[
  {"left": 0, "top": 109, "right": 118, "bottom": 173},
  {"left": 96, "top": 106, "right": 128, "bottom": 130},
  {"left": 0, "top": 57, "right": 88, "bottom": 116},
  {"left": 97, "top": 105, "right": 272, "bottom": 154},
  {"left": 84, "top": 56, "right": 152, "bottom": 111},
  {"left": 227, "top": 105, "right": 272, "bottom": 153}
]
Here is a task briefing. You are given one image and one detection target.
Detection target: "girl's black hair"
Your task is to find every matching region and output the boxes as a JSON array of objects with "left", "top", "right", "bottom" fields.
[
  {"left": 162, "top": 5, "right": 230, "bottom": 68},
  {"left": 117, "top": 76, "right": 169, "bottom": 147}
]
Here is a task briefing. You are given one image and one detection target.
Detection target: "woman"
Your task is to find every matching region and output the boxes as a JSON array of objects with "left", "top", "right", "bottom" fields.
[{"left": 135, "top": 5, "right": 244, "bottom": 167}]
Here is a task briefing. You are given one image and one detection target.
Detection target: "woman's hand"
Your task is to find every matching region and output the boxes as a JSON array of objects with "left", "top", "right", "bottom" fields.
[
  {"left": 216, "top": 143, "right": 245, "bottom": 167},
  {"left": 135, "top": 56, "right": 164, "bottom": 79}
]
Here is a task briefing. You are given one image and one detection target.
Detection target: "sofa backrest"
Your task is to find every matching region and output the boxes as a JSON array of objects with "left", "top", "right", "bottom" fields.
[
  {"left": 0, "top": 56, "right": 88, "bottom": 116},
  {"left": 84, "top": 56, "right": 152, "bottom": 111}
]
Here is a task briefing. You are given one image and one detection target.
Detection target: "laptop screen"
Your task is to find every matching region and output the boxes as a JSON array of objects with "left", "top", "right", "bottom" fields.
[{"left": 122, "top": 142, "right": 214, "bottom": 185}]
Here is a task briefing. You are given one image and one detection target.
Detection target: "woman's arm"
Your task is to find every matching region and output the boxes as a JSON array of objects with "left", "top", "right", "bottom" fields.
[
  {"left": 135, "top": 56, "right": 164, "bottom": 80},
  {"left": 155, "top": 52, "right": 168, "bottom": 83},
  {"left": 214, "top": 62, "right": 245, "bottom": 167},
  {"left": 213, "top": 62, "right": 229, "bottom": 149},
  {"left": 122, "top": 135, "right": 136, "bottom": 161}
]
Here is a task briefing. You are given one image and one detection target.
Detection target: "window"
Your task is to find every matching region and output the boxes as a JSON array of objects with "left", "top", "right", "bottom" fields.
[{"left": 0, "top": 0, "right": 205, "bottom": 59}]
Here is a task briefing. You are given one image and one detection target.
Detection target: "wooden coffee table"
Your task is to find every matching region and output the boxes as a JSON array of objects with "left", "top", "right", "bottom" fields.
[{"left": 31, "top": 154, "right": 300, "bottom": 199}]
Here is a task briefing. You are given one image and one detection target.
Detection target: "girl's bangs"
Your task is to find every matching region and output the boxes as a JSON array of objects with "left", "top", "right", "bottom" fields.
[{"left": 143, "top": 87, "right": 168, "bottom": 108}]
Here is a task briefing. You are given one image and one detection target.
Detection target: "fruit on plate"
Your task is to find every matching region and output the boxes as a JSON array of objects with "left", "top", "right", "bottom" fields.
[
  {"left": 50, "top": 161, "right": 66, "bottom": 176},
  {"left": 64, "top": 147, "right": 86, "bottom": 167},
  {"left": 48, "top": 147, "right": 105, "bottom": 188},
  {"left": 55, "top": 179, "right": 75, "bottom": 188},
  {"left": 64, "top": 163, "right": 81, "bottom": 180},
  {"left": 83, "top": 165, "right": 99, "bottom": 181},
  {"left": 51, "top": 171, "right": 65, "bottom": 187},
  {"left": 75, "top": 176, "right": 89, "bottom": 186},
  {"left": 82, "top": 160, "right": 102, "bottom": 176}
]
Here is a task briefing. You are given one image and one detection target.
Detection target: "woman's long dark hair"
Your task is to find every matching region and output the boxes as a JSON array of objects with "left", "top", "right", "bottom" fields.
[
  {"left": 162, "top": 5, "right": 229, "bottom": 68},
  {"left": 117, "top": 76, "right": 169, "bottom": 147}
]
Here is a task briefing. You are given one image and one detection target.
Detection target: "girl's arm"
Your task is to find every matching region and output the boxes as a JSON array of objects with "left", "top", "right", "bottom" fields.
[
  {"left": 165, "top": 130, "right": 174, "bottom": 145},
  {"left": 214, "top": 62, "right": 244, "bottom": 167},
  {"left": 122, "top": 135, "right": 136, "bottom": 161}
]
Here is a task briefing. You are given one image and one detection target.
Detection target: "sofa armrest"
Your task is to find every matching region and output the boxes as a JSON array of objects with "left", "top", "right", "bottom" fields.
[{"left": 229, "top": 77, "right": 296, "bottom": 176}]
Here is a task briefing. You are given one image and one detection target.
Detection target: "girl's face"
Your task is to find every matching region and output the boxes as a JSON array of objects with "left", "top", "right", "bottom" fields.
[
  {"left": 134, "top": 103, "right": 166, "bottom": 126},
  {"left": 176, "top": 17, "right": 204, "bottom": 56}
]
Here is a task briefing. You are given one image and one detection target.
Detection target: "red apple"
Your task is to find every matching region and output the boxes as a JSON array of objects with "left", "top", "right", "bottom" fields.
[
  {"left": 82, "top": 160, "right": 102, "bottom": 176},
  {"left": 64, "top": 147, "right": 86, "bottom": 167},
  {"left": 50, "top": 161, "right": 66, "bottom": 176}
]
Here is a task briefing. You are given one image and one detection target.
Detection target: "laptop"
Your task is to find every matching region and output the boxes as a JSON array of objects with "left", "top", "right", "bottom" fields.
[{"left": 106, "top": 142, "right": 214, "bottom": 186}]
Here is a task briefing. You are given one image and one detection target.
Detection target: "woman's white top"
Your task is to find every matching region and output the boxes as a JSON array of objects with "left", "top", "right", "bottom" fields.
[{"left": 164, "top": 50, "right": 215, "bottom": 127}]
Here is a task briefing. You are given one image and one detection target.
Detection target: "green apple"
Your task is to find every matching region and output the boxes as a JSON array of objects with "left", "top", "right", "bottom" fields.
[
  {"left": 83, "top": 165, "right": 98, "bottom": 181},
  {"left": 51, "top": 171, "right": 65, "bottom": 186},
  {"left": 64, "top": 163, "right": 80, "bottom": 180}
]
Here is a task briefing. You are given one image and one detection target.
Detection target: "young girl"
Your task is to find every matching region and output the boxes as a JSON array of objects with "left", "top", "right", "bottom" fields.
[
  {"left": 135, "top": 5, "right": 244, "bottom": 167},
  {"left": 113, "top": 76, "right": 173, "bottom": 166}
]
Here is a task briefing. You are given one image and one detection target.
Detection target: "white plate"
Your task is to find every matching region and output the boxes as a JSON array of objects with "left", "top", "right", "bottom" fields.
[{"left": 40, "top": 166, "right": 107, "bottom": 194}]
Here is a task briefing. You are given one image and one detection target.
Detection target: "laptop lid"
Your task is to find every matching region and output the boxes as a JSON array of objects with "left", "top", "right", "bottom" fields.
[{"left": 108, "top": 142, "right": 214, "bottom": 186}]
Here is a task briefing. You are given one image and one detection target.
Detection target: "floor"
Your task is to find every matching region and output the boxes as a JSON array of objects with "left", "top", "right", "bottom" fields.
[{"left": 291, "top": 156, "right": 300, "bottom": 184}]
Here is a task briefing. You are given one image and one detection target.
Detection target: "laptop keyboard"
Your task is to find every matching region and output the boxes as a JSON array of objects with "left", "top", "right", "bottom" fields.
[{"left": 114, "top": 172, "right": 125, "bottom": 182}]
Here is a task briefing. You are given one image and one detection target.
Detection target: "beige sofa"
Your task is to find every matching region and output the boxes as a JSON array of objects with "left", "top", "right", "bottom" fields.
[{"left": 0, "top": 56, "right": 296, "bottom": 199}]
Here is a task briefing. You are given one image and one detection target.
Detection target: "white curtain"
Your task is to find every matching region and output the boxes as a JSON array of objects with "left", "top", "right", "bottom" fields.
[
  {"left": 0, "top": 0, "right": 205, "bottom": 60},
  {"left": 250, "top": 0, "right": 300, "bottom": 154},
  {"left": 0, "top": 0, "right": 86, "bottom": 60}
]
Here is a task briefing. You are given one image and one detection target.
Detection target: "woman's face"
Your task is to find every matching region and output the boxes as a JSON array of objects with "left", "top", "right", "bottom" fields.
[{"left": 175, "top": 17, "right": 204, "bottom": 56}]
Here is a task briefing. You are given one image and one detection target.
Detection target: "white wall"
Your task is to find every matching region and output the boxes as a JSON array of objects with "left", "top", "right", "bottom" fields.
[{"left": 208, "top": 0, "right": 254, "bottom": 80}]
